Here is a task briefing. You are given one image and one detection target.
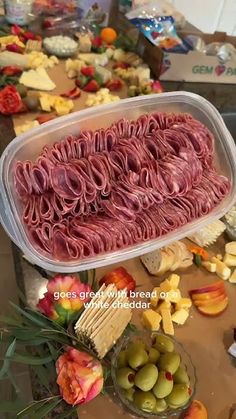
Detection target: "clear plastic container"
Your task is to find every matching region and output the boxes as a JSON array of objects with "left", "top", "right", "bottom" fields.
[{"left": 1, "top": 91, "right": 236, "bottom": 273}]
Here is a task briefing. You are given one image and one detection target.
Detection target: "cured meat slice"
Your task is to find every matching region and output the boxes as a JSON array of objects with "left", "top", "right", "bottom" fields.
[{"left": 13, "top": 111, "right": 231, "bottom": 262}]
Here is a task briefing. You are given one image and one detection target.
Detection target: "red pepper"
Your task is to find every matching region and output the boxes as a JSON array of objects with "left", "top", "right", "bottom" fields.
[
  {"left": 36, "top": 114, "right": 56, "bottom": 124},
  {"left": 60, "top": 87, "right": 81, "bottom": 99},
  {"left": 99, "top": 267, "right": 136, "bottom": 295},
  {"left": 11, "top": 24, "right": 23, "bottom": 36},
  {"left": 0, "top": 66, "right": 22, "bottom": 76},
  {"left": 23, "top": 31, "right": 37, "bottom": 41},
  {"left": 6, "top": 43, "right": 24, "bottom": 54}
]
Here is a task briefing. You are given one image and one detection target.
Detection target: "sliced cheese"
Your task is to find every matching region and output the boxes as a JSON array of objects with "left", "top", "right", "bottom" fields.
[
  {"left": 161, "top": 308, "right": 174, "bottom": 336},
  {"left": 176, "top": 298, "right": 192, "bottom": 310},
  {"left": 20, "top": 68, "right": 56, "bottom": 91},
  {"left": 229, "top": 268, "right": 236, "bottom": 284},
  {"left": 171, "top": 309, "right": 189, "bottom": 325},
  {"left": 142, "top": 309, "right": 162, "bottom": 331},
  {"left": 225, "top": 241, "right": 236, "bottom": 256}
]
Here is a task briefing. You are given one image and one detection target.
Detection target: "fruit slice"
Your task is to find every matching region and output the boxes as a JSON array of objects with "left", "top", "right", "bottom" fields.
[
  {"left": 191, "top": 289, "right": 225, "bottom": 301},
  {"left": 197, "top": 297, "right": 228, "bottom": 316},
  {"left": 183, "top": 399, "right": 208, "bottom": 418},
  {"left": 193, "top": 293, "right": 226, "bottom": 307},
  {"left": 189, "top": 281, "right": 225, "bottom": 296}
]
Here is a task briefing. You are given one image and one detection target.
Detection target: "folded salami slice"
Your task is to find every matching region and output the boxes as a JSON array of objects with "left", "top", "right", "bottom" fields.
[{"left": 13, "top": 111, "right": 231, "bottom": 262}]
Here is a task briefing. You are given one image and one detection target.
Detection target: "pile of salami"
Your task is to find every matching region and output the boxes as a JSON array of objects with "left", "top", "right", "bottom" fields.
[{"left": 14, "top": 112, "right": 231, "bottom": 261}]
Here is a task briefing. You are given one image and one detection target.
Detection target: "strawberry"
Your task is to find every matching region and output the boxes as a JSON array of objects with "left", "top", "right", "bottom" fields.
[
  {"left": 106, "top": 79, "right": 123, "bottom": 91},
  {"left": 6, "top": 43, "right": 24, "bottom": 54},
  {"left": 36, "top": 114, "right": 56, "bottom": 124},
  {"left": 92, "top": 36, "right": 102, "bottom": 49},
  {"left": 23, "top": 31, "right": 36, "bottom": 40},
  {"left": 81, "top": 66, "right": 95, "bottom": 78},
  {"left": 83, "top": 80, "right": 100, "bottom": 92},
  {"left": 112, "top": 61, "right": 130, "bottom": 70},
  {"left": 11, "top": 24, "right": 23, "bottom": 36},
  {"left": 75, "top": 75, "right": 89, "bottom": 88},
  {"left": 61, "top": 87, "right": 81, "bottom": 99}
]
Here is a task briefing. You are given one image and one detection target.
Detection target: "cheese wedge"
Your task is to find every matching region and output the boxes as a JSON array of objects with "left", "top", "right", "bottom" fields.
[
  {"left": 142, "top": 309, "right": 162, "bottom": 331},
  {"left": 161, "top": 308, "right": 174, "bottom": 336},
  {"left": 20, "top": 68, "right": 56, "bottom": 91},
  {"left": 171, "top": 309, "right": 189, "bottom": 325}
]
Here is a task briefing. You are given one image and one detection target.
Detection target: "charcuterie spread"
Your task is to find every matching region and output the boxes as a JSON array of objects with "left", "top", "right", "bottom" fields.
[{"left": 14, "top": 111, "right": 231, "bottom": 262}]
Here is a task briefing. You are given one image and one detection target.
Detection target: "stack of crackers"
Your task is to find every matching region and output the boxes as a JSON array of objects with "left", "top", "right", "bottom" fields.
[{"left": 74, "top": 284, "right": 132, "bottom": 358}]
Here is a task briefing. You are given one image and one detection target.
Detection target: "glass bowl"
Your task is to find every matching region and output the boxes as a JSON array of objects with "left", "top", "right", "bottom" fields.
[
  {"left": 111, "top": 331, "right": 196, "bottom": 418},
  {"left": 43, "top": 36, "right": 78, "bottom": 58}
]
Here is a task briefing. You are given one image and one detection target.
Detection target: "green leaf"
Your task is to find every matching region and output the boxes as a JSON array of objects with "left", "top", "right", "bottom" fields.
[
  {"left": 80, "top": 270, "right": 88, "bottom": 284},
  {"left": 7, "top": 370, "right": 20, "bottom": 394},
  {"left": 47, "top": 342, "right": 59, "bottom": 361},
  {"left": 16, "top": 398, "right": 54, "bottom": 418},
  {"left": 0, "top": 338, "right": 16, "bottom": 378},
  {"left": 7, "top": 352, "right": 53, "bottom": 365},
  {"left": 57, "top": 407, "right": 78, "bottom": 419},
  {"left": 33, "top": 398, "right": 62, "bottom": 419},
  {"left": 0, "top": 315, "right": 21, "bottom": 326},
  {"left": 27, "top": 308, "right": 67, "bottom": 331},
  {"left": 17, "top": 287, "right": 28, "bottom": 305},
  {"left": 0, "top": 398, "right": 25, "bottom": 413},
  {"left": 31, "top": 365, "right": 51, "bottom": 392},
  {"left": 9, "top": 302, "right": 51, "bottom": 328}
]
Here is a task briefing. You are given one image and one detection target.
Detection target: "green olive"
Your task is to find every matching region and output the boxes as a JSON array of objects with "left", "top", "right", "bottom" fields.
[
  {"left": 23, "top": 96, "right": 40, "bottom": 111},
  {"left": 16, "top": 83, "right": 28, "bottom": 98}
]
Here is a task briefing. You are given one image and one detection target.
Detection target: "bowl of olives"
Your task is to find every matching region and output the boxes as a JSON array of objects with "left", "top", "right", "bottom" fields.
[{"left": 111, "top": 332, "right": 196, "bottom": 417}]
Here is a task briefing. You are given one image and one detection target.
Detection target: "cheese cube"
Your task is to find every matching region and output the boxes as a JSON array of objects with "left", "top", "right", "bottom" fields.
[
  {"left": 160, "top": 279, "right": 172, "bottom": 293},
  {"left": 168, "top": 274, "right": 180, "bottom": 289},
  {"left": 201, "top": 261, "right": 216, "bottom": 273},
  {"left": 223, "top": 253, "right": 236, "bottom": 267},
  {"left": 39, "top": 96, "right": 51, "bottom": 112},
  {"left": 150, "top": 287, "right": 160, "bottom": 307},
  {"left": 176, "top": 298, "right": 192, "bottom": 310},
  {"left": 160, "top": 308, "right": 174, "bottom": 336},
  {"left": 225, "top": 241, "right": 236, "bottom": 256},
  {"left": 229, "top": 268, "right": 236, "bottom": 284},
  {"left": 166, "top": 289, "right": 181, "bottom": 304},
  {"left": 156, "top": 300, "right": 172, "bottom": 313},
  {"left": 211, "top": 257, "right": 231, "bottom": 280},
  {"left": 171, "top": 309, "right": 189, "bottom": 325},
  {"left": 142, "top": 309, "right": 162, "bottom": 331}
]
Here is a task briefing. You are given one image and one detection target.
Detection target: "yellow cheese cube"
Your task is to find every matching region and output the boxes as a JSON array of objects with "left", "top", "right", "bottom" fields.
[
  {"left": 229, "top": 268, "right": 236, "bottom": 283},
  {"left": 156, "top": 300, "right": 172, "bottom": 313},
  {"left": 160, "top": 308, "right": 174, "bottom": 336},
  {"left": 166, "top": 289, "right": 181, "bottom": 304},
  {"left": 39, "top": 95, "right": 51, "bottom": 112},
  {"left": 176, "top": 298, "right": 192, "bottom": 310},
  {"left": 223, "top": 253, "right": 236, "bottom": 267},
  {"left": 225, "top": 241, "right": 236, "bottom": 256},
  {"left": 201, "top": 261, "right": 216, "bottom": 273},
  {"left": 171, "top": 309, "right": 189, "bottom": 325},
  {"left": 55, "top": 104, "right": 71, "bottom": 116},
  {"left": 168, "top": 274, "right": 180, "bottom": 289},
  {"left": 150, "top": 287, "right": 160, "bottom": 307},
  {"left": 211, "top": 257, "right": 231, "bottom": 280},
  {"left": 142, "top": 309, "right": 162, "bottom": 331},
  {"left": 160, "top": 279, "right": 172, "bottom": 293}
]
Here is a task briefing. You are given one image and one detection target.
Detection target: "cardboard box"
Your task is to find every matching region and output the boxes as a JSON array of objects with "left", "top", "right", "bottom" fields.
[{"left": 160, "top": 32, "right": 236, "bottom": 84}]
